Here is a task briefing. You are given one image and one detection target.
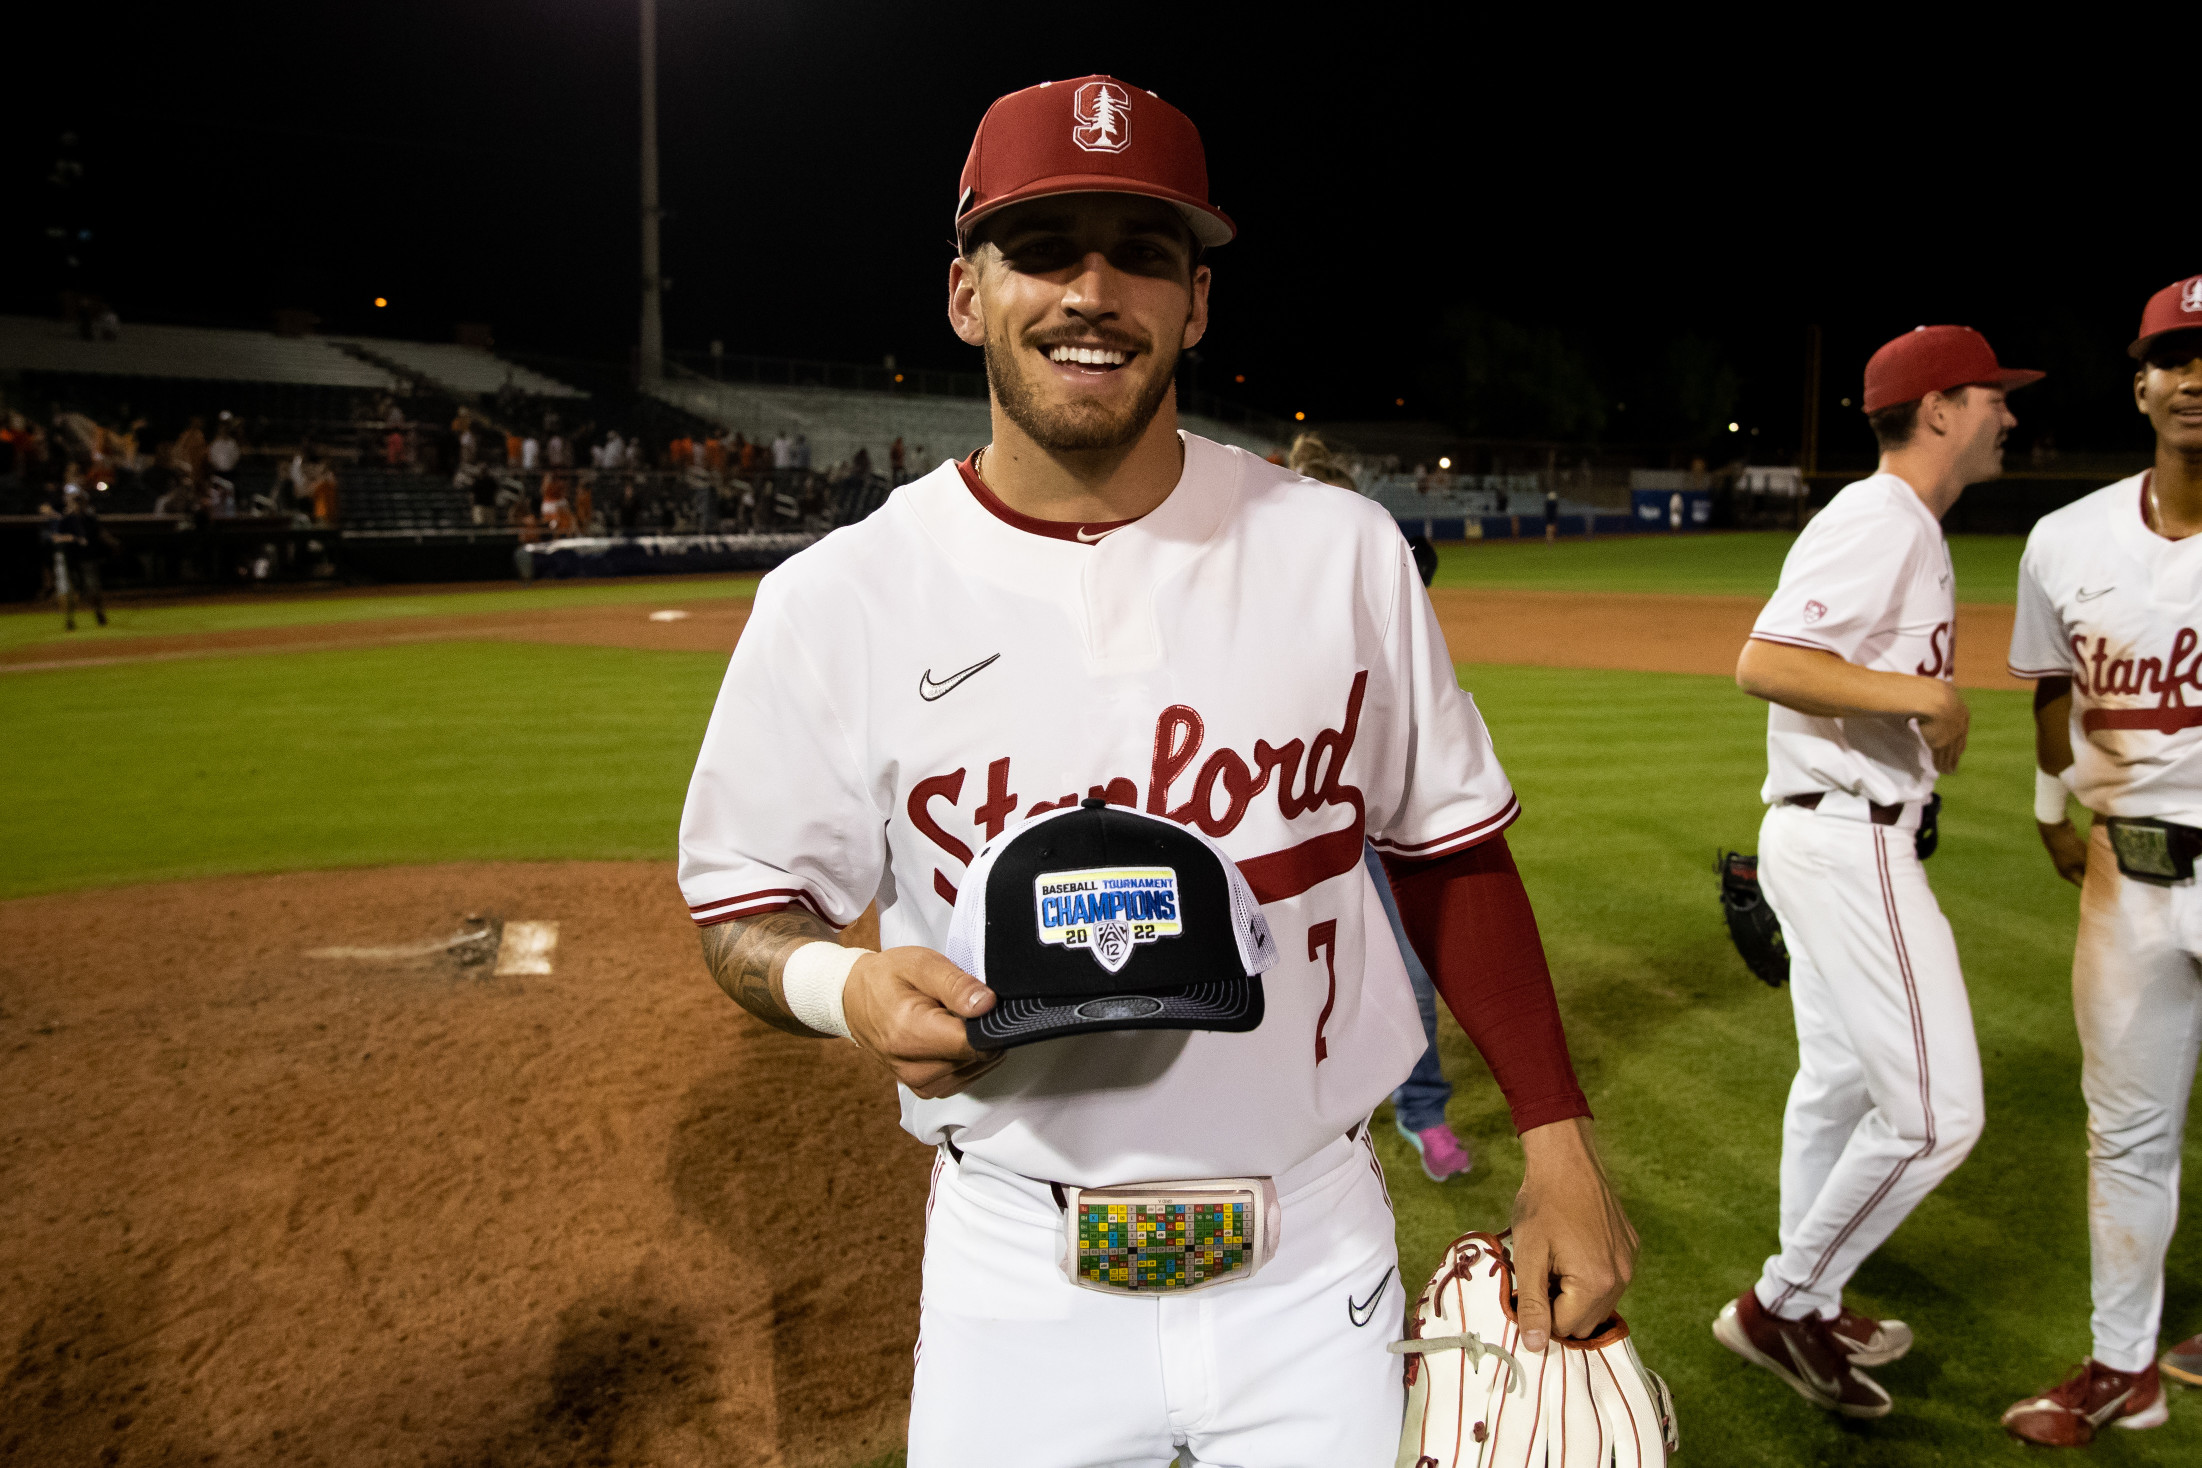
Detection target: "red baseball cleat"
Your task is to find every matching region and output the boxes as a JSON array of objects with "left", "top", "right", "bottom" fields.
[
  {"left": 2163, "top": 1334, "right": 2202, "bottom": 1389},
  {"left": 2002, "top": 1360, "right": 2168, "bottom": 1444},
  {"left": 1713, "top": 1289, "right": 1892, "bottom": 1418},
  {"left": 1829, "top": 1304, "right": 1913, "bottom": 1367}
]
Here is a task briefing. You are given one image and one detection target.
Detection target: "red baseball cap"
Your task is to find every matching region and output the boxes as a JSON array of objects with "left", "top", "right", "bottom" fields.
[
  {"left": 956, "top": 76, "right": 1235, "bottom": 250},
  {"left": 2129, "top": 274, "right": 2202, "bottom": 358},
  {"left": 1861, "top": 325, "right": 2043, "bottom": 414}
]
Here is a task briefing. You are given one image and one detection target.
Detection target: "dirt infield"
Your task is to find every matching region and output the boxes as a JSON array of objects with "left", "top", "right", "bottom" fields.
[
  {"left": 0, "top": 585, "right": 2027, "bottom": 689},
  {"left": 1, "top": 864, "right": 920, "bottom": 1467}
]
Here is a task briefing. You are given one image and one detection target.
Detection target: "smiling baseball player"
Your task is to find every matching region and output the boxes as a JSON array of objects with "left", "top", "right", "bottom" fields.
[
  {"left": 1715, "top": 325, "right": 2038, "bottom": 1418},
  {"left": 677, "top": 75, "right": 1636, "bottom": 1466},
  {"left": 1999, "top": 275, "right": 2202, "bottom": 1446}
]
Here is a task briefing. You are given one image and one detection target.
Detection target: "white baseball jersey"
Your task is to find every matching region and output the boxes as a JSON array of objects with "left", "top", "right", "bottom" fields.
[
  {"left": 679, "top": 432, "right": 1519, "bottom": 1187},
  {"left": 2010, "top": 473, "right": 2202, "bottom": 826},
  {"left": 1750, "top": 472, "right": 1957, "bottom": 807}
]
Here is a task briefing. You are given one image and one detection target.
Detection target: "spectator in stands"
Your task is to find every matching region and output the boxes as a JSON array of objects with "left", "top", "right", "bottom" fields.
[
  {"left": 521, "top": 432, "right": 541, "bottom": 472},
  {"left": 505, "top": 428, "right": 523, "bottom": 466},
  {"left": 0, "top": 412, "right": 40, "bottom": 485},
  {"left": 771, "top": 429, "right": 793, "bottom": 490},
  {"left": 468, "top": 467, "right": 499, "bottom": 526},
  {"left": 616, "top": 479, "right": 644, "bottom": 537},
  {"left": 890, "top": 435, "right": 906, "bottom": 485},
  {"left": 792, "top": 433, "right": 812, "bottom": 476},
  {"left": 208, "top": 414, "right": 242, "bottom": 485},
  {"left": 308, "top": 456, "right": 340, "bottom": 526},
  {"left": 541, "top": 475, "right": 577, "bottom": 537},
  {"left": 454, "top": 408, "right": 480, "bottom": 467},
  {"left": 705, "top": 432, "right": 726, "bottom": 475},
  {"left": 152, "top": 465, "right": 193, "bottom": 516},
  {"left": 174, "top": 416, "right": 209, "bottom": 485},
  {"left": 852, "top": 445, "right": 873, "bottom": 483},
  {"left": 544, "top": 416, "right": 571, "bottom": 470},
  {"left": 1545, "top": 485, "right": 1560, "bottom": 544},
  {"left": 206, "top": 474, "right": 237, "bottom": 518}
]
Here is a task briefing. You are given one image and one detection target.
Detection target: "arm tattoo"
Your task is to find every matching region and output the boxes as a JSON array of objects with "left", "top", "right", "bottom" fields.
[{"left": 699, "top": 909, "right": 841, "bottom": 1038}]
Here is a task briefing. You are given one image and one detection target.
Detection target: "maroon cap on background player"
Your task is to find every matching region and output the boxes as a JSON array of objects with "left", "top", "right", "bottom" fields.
[
  {"left": 1860, "top": 325, "right": 2043, "bottom": 414},
  {"left": 2128, "top": 274, "right": 2202, "bottom": 358},
  {"left": 955, "top": 76, "right": 1235, "bottom": 249}
]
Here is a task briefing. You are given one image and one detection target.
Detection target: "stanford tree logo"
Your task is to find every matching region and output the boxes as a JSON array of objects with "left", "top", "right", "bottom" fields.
[{"left": 1072, "top": 81, "right": 1130, "bottom": 154}]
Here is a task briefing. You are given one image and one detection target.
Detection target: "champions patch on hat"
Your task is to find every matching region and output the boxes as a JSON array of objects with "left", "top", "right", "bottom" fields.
[{"left": 946, "top": 798, "right": 1277, "bottom": 1049}]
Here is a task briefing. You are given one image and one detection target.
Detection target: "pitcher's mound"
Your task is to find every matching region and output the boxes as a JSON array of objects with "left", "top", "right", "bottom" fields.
[{"left": 0, "top": 862, "right": 925, "bottom": 1467}]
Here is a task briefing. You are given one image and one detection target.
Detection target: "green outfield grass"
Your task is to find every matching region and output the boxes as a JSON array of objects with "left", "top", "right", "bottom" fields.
[
  {"left": 1432, "top": 530, "right": 2026, "bottom": 605},
  {"left": 5, "top": 638, "right": 2191, "bottom": 1464},
  {"left": 0, "top": 527, "right": 2023, "bottom": 662},
  {"left": 0, "top": 573, "right": 759, "bottom": 654}
]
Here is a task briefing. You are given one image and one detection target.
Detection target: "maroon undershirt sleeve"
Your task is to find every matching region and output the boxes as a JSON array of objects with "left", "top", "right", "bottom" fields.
[{"left": 1381, "top": 834, "right": 1591, "bottom": 1133}]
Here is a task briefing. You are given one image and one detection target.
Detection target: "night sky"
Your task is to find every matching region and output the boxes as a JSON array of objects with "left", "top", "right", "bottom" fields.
[{"left": 3, "top": 6, "right": 2172, "bottom": 465}]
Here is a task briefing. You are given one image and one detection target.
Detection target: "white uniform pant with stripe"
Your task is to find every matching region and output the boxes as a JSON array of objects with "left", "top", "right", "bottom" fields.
[
  {"left": 908, "top": 1131, "right": 1403, "bottom": 1468},
  {"left": 2074, "top": 821, "right": 2202, "bottom": 1373},
  {"left": 1751, "top": 801, "right": 1984, "bottom": 1322}
]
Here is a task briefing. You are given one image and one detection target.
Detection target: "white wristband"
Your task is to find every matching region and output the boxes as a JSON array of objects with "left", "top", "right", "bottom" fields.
[
  {"left": 2035, "top": 767, "right": 2072, "bottom": 824},
  {"left": 782, "top": 941, "right": 865, "bottom": 1039}
]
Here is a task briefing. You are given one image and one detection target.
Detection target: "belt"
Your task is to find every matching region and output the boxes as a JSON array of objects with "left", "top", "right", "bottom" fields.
[{"left": 1784, "top": 792, "right": 1904, "bottom": 826}]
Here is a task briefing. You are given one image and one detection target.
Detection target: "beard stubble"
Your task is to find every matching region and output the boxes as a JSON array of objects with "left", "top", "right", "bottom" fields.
[{"left": 985, "top": 328, "right": 1181, "bottom": 455}]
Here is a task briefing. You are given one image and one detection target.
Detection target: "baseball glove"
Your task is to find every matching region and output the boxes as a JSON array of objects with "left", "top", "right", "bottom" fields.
[
  {"left": 1392, "top": 1230, "right": 1676, "bottom": 1467},
  {"left": 1717, "top": 850, "right": 1787, "bottom": 988}
]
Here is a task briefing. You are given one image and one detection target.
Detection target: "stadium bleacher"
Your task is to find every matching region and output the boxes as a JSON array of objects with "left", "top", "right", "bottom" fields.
[
  {"left": 0, "top": 315, "right": 397, "bottom": 389},
  {"left": 339, "top": 470, "right": 480, "bottom": 533},
  {"left": 329, "top": 338, "right": 585, "bottom": 400}
]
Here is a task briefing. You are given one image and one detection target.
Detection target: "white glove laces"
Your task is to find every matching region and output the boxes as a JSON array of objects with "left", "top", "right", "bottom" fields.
[{"left": 1388, "top": 1330, "right": 1528, "bottom": 1395}]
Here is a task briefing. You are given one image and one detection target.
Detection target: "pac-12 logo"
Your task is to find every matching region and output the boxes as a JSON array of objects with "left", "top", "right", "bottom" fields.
[
  {"left": 1072, "top": 81, "right": 1131, "bottom": 154},
  {"left": 1035, "top": 865, "right": 1180, "bottom": 973}
]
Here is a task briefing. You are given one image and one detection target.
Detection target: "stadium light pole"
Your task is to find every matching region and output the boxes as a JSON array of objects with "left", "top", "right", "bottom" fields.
[{"left": 638, "top": 0, "right": 665, "bottom": 386}]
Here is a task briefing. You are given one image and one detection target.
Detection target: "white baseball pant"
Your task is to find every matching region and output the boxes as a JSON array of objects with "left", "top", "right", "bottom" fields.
[
  {"left": 2074, "top": 821, "right": 2202, "bottom": 1373},
  {"left": 1752, "top": 800, "right": 1985, "bottom": 1322},
  {"left": 907, "top": 1131, "right": 1403, "bottom": 1468}
]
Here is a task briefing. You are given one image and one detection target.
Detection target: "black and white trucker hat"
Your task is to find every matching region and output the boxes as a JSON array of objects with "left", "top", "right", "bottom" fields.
[{"left": 947, "top": 798, "right": 1279, "bottom": 1050}]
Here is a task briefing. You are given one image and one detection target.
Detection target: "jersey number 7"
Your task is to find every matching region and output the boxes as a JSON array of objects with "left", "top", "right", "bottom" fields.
[{"left": 1309, "top": 920, "right": 1338, "bottom": 1063}]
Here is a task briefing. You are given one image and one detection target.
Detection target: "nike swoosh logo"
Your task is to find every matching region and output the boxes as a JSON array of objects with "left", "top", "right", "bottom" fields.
[
  {"left": 1074, "top": 525, "right": 1118, "bottom": 543},
  {"left": 1348, "top": 1266, "right": 1395, "bottom": 1327},
  {"left": 1782, "top": 1335, "right": 1843, "bottom": 1398},
  {"left": 2076, "top": 586, "right": 2114, "bottom": 602},
  {"left": 918, "top": 653, "right": 1001, "bottom": 702}
]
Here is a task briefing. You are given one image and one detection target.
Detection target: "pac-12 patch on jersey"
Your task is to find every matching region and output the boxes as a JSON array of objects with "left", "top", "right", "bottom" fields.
[{"left": 1035, "top": 866, "right": 1182, "bottom": 973}]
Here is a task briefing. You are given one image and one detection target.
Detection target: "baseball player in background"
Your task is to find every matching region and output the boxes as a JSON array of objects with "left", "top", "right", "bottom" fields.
[
  {"left": 1999, "top": 275, "right": 2202, "bottom": 1446},
  {"left": 1714, "top": 326, "right": 2040, "bottom": 1417},
  {"left": 678, "top": 76, "right": 1636, "bottom": 1465}
]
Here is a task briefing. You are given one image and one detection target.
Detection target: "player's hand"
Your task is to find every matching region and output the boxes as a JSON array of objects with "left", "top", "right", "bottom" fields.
[
  {"left": 1510, "top": 1116, "right": 1637, "bottom": 1353},
  {"left": 1916, "top": 681, "right": 1971, "bottom": 774},
  {"left": 2038, "top": 819, "right": 2088, "bottom": 888},
  {"left": 842, "top": 946, "right": 1005, "bottom": 1099}
]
